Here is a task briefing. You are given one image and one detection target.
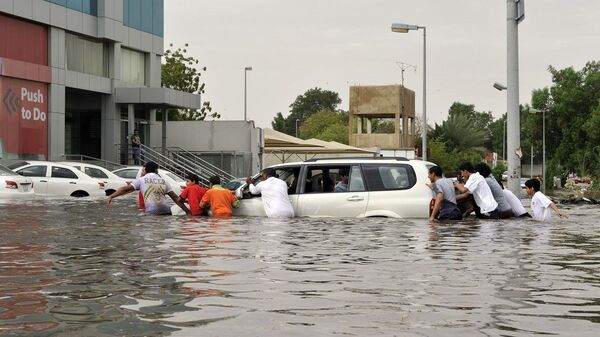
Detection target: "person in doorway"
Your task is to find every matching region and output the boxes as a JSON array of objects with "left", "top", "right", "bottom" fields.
[
  {"left": 178, "top": 173, "right": 209, "bottom": 216},
  {"left": 131, "top": 129, "right": 142, "bottom": 165},
  {"left": 107, "top": 161, "right": 189, "bottom": 215},
  {"left": 428, "top": 166, "right": 462, "bottom": 222},
  {"left": 246, "top": 168, "right": 295, "bottom": 218},
  {"left": 454, "top": 162, "right": 499, "bottom": 219},
  {"left": 200, "top": 176, "right": 239, "bottom": 217},
  {"left": 524, "top": 178, "right": 567, "bottom": 221}
]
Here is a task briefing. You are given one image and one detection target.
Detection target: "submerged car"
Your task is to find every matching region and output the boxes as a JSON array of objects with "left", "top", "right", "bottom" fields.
[
  {"left": 234, "top": 157, "right": 435, "bottom": 218},
  {"left": 59, "top": 162, "right": 128, "bottom": 196},
  {"left": 0, "top": 164, "right": 35, "bottom": 198},
  {"left": 9, "top": 161, "right": 105, "bottom": 197}
]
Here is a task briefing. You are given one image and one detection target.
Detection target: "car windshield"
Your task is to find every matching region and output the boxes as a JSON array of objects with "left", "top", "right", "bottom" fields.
[
  {"left": 0, "top": 165, "right": 16, "bottom": 176},
  {"left": 7, "top": 161, "right": 29, "bottom": 170},
  {"left": 114, "top": 169, "right": 138, "bottom": 179},
  {"left": 165, "top": 172, "right": 183, "bottom": 182}
]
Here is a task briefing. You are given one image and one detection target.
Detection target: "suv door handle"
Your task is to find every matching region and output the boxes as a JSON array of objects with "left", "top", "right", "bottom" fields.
[
  {"left": 40, "top": 180, "right": 48, "bottom": 183},
  {"left": 347, "top": 195, "right": 364, "bottom": 202},
  {"left": 69, "top": 182, "right": 76, "bottom": 184}
]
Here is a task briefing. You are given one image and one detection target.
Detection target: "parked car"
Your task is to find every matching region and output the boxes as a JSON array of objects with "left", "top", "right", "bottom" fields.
[
  {"left": 59, "top": 162, "right": 129, "bottom": 196},
  {"left": 234, "top": 158, "right": 436, "bottom": 218},
  {"left": 112, "top": 166, "right": 187, "bottom": 194},
  {"left": 0, "top": 164, "right": 35, "bottom": 198},
  {"left": 223, "top": 178, "right": 246, "bottom": 191},
  {"left": 9, "top": 161, "right": 105, "bottom": 197}
]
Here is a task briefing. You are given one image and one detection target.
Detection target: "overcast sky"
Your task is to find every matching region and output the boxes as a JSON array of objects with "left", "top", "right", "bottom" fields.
[{"left": 164, "top": 0, "right": 599, "bottom": 129}]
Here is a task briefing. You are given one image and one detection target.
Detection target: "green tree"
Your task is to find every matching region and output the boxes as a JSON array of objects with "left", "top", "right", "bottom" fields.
[
  {"left": 161, "top": 43, "right": 220, "bottom": 121},
  {"left": 271, "top": 87, "right": 342, "bottom": 136},
  {"left": 298, "top": 110, "right": 349, "bottom": 144}
]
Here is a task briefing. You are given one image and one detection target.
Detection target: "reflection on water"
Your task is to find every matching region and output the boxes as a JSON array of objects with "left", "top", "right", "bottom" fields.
[{"left": 0, "top": 199, "right": 599, "bottom": 336}]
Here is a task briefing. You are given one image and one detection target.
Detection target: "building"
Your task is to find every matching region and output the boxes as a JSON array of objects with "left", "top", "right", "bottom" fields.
[
  {"left": 348, "top": 84, "right": 416, "bottom": 158},
  {"left": 0, "top": 0, "right": 202, "bottom": 163}
]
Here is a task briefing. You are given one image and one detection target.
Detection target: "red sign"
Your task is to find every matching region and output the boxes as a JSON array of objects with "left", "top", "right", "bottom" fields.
[{"left": 0, "top": 77, "right": 48, "bottom": 159}]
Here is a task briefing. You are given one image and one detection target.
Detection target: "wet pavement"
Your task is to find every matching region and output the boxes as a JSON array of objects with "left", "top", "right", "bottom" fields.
[{"left": 0, "top": 198, "right": 599, "bottom": 336}]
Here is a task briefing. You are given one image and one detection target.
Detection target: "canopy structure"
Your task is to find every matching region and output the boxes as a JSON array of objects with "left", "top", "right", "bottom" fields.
[{"left": 263, "top": 129, "right": 378, "bottom": 163}]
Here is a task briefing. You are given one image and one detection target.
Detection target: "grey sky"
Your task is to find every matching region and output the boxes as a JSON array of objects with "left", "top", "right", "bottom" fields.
[{"left": 164, "top": 0, "right": 599, "bottom": 129}]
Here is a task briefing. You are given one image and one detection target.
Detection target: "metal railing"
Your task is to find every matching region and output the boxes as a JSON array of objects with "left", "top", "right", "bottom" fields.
[
  {"left": 60, "top": 154, "right": 126, "bottom": 171},
  {"left": 163, "top": 147, "right": 236, "bottom": 181}
]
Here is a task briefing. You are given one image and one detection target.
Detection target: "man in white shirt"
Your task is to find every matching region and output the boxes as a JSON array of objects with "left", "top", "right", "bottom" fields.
[
  {"left": 107, "top": 161, "right": 188, "bottom": 215},
  {"left": 524, "top": 178, "right": 567, "bottom": 221},
  {"left": 246, "top": 168, "right": 295, "bottom": 218},
  {"left": 454, "top": 162, "right": 499, "bottom": 219}
]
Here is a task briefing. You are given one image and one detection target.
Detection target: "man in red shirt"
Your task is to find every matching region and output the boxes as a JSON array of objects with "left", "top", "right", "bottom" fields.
[{"left": 178, "top": 173, "right": 209, "bottom": 216}]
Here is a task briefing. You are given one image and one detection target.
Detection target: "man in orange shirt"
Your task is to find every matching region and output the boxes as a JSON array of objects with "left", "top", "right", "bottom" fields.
[
  {"left": 200, "top": 176, "right": 239, "bottom": 217},
  {"left": 178, "top": 173, "right": 209, "bottom": 216}
]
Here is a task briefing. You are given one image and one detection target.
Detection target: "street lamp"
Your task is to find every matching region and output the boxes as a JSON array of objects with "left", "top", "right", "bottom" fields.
[
  {"left": 295, "top": 118, "right": 300, "bottom": 138},
  {"left": 530, "top": 107, "right": 547, "bottom": 193},
  {"left": 391, "top": 22, "right": 427, "bottom": 161},
  {"left": 493, "top": 82, "right": 508, "bottom": 161},
  {"left": 244, "top": 66, "right": 252, "bottom": 121}
]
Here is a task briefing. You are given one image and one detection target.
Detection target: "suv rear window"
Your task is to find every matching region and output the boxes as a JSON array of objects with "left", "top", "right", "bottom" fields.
[{"left": 363, "top": 164, "right": 416, "bottom": 191}]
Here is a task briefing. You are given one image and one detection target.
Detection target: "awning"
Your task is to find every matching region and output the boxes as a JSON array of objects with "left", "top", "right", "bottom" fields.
[
  {"left": 114, "top": 87, "right": 202, "bottom": 109},
  {"left": 263, "top": 128, "right": 378, "bottom": 162}
]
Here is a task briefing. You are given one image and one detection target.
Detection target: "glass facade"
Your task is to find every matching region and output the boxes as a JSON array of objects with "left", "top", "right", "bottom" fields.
[
  {"left": 45, "top": 0, "right": 98, "bottom": 16},
  {"left": 121, "top": 47, "right": 146, "bottom": 85},
  {"left": 123, "top": 0, "right": 164, "bottom": 37},
  {"left": 65, "top": 33, "right": 108, "bottom": 77}
]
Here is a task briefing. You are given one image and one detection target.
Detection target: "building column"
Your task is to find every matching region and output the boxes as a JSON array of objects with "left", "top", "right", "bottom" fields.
[
  {"left": 100, "top": 95, "right": 120, "bottom": 162},
  {"left": 48, "top": 27, "right": 66, "bottom": 160},
  {"left": 357, "top": 116, "right": 362, "bottom": 134},
  {"left": 366, "top": 118, "right": 372, "bottom": 134}
]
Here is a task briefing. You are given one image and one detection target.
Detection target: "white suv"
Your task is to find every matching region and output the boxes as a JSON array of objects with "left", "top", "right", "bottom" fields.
[{"left": 234, "top": 158, "right": 435, "bottom": 218}]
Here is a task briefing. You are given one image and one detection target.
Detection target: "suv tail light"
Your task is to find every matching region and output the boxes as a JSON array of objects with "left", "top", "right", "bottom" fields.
[
  {"left": 98, "top": 182, "right": 105, "bottom": 189},
  {"left": 5, "top": 180, "right": 18, "bottom": 189}
]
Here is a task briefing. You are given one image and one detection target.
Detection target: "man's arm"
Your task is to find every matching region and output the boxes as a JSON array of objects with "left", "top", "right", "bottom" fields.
[
  {"left": 106, "top": 184, "right": 135, "bottom": 207},
  {"left": 549, "top": 202, "right": 567, "bottom": 218},
  {"left": 246, "top": 177, "right": 262, "bottom": 195},
  {"left": 429, "top": 193, "right": 444, "bottom": 222},
  {"left": 168, "top": 191, "right": 189, "bottom": 214}
]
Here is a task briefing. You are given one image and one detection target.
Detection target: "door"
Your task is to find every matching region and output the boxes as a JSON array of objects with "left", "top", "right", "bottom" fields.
[
  {"left": 48, "top": 166, "right": 80, "bottom": 195},
  {"left": 296, "top": 165, "right": 368, "bottom": 217},
  {"left": 16, "top": 165, "right": 49, "bottom": 194}
]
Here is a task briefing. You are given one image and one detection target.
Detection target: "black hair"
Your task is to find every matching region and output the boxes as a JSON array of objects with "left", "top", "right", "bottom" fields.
[
  {"left": 474, "top": 163, "right": 492, "bottom": 177},
  {"left": 186, "top": 173, "right": 200, "bottom": 184},
  {"left": 458, "top": 162, "right": 474, "bottom": 173},
  {"left": 525, "top": 178, "right": 540, "bottom": 191},
  {"left": 209, "top": 175, "right": 221, "bottom": 185},
  {"left": 262, "top": 168, "right": 276, "bottom": 178},
  {"left": 428, "top": 165, "right": 443, "bottom": 177},
  {"left": 144, "top": 161, "right": 158, "bottom": 173}
]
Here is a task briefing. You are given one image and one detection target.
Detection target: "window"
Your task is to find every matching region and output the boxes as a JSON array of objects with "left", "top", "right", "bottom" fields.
[
  {"left": 17, "top": 166, "right": 47, "bottom": 177},
  {"left": 0, "top": 165, "right": 16, "bottom": 176},
  {"left": 121, "top": 47, "right": 146, "bottom": 85},
  {"left": 85, "top": 167, "right": 108, "bottom": 179},
  {"left": 249, "top": 166, "right": 301, "bottom": 195},
  {"left": 123, "top": 0, "right": 164, "bottom": 37},
  {"left": 303, "top": 165, "right": 365, "bottom": 194},
  {"left": 52, "top": 166, "right": 78, "bottom": 179},
  {"left": 363, "top": 164, "right": 416, "bottom": 191},
  {"left": 65, "top": 33, "right": 108, "bottom": 77},
  {"left": 114, "top": 169, "right": 139, "bottom": 179}
]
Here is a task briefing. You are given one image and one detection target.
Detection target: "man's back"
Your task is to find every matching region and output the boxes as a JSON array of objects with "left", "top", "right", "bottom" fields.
[
  {"left": 201, "top": 186, "right": 238, "bottom": 217},
  {"left": 132, "top": 172, "right": 172, "bottom": 215},
  {"left": 252, "top": 177, "right": 294, "bottom": 218}
]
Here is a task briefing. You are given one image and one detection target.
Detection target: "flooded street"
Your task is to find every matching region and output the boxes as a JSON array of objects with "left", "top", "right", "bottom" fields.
[{"left": 1, "top": 198, "right": 599, "bottom": 336}]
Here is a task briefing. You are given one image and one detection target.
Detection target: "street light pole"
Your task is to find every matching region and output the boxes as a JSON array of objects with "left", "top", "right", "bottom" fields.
[
  {"left": 391, "top": 23, "right": 427, "bottom": 161},
  {"left": 295, "top": 118, "right": 300, "bottom": 138},
  {"left": 244, "top": 66, "right": 252, "bottom": 121},
  {"left": 530, "top": 108, "right": 547, "bottom": 193}
]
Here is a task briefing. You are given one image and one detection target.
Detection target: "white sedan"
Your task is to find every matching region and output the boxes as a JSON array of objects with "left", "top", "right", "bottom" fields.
[
  {"left": 112, "top": 166, "right": 187, "bottom": 194},
  {"left": 0, "top": 164, "right": 35, "bottom": 198},
  {"left": 59, "top": 162, "right": 129, "bottom": 196},
  {"left": 10, "top": 161, "right": 105, "bottom": 197}
]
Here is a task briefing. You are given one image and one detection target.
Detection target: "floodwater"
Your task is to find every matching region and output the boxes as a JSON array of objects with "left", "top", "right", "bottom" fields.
[{"left": 1, "top": 198, "right": 599, "bottom": 337}]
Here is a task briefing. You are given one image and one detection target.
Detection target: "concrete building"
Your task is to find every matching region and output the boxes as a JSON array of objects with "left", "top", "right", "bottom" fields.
[
  {"left": 0, "top": 0, "right": 203, "bottom": 164},
  {"left": 348, "top": 84, "right": 416, "bottom": 158}
]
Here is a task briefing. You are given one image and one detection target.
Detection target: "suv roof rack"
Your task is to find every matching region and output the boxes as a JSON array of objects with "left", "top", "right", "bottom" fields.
[{"left": 304, "top": 157, "right": 409, "bottom": 162}]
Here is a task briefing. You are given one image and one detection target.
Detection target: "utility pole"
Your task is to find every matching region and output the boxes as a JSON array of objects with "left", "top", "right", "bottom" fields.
[
  {"left": 396, "top": 62, "right": 416, "bottom": 149},
  {"left": 506, "top": 0, "right": 525, "bottom": 194}
]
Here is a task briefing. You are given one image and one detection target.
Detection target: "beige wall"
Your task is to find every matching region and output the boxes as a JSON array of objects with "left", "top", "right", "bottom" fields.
[{"left": 348, "top": 84, "right": 415, "bottom": 149}]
